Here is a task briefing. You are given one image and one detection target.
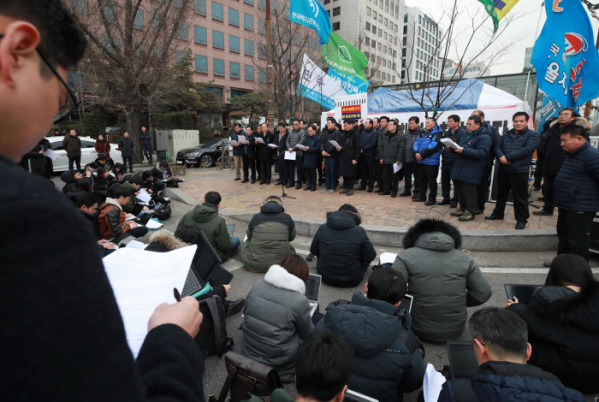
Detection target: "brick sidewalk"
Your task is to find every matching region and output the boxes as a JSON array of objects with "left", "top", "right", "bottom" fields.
[{"left": 177, "top": 169, "right": 557, "bottom": 231}]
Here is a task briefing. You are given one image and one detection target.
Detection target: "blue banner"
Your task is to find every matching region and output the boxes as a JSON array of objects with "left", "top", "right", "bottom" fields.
[
  {"left": 297, "top": 83, "right": 335, "bottom": 110},
  {"left": 290, "top": 0, "right": 332, "bottom": 45},
  {"left": 327, "top": 68, "right": 369, "bottom": 95},
  {"left": 538, "top": 92, "right": 561, "bottom": 132},
  {"left": 532, "top": 0, "right": 599, "bottom": 108}
]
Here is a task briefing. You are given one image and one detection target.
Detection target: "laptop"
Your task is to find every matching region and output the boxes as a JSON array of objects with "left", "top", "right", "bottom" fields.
[
  {"left": 131, "top": 203, "right": 144, "bottom": 216},
  {"left": 447, "top": 341, "right": 479, "bottom": 379},
  {"left": 181, "top": 230, "right": 222, "bottom": 296},
  {"left": 401, "top": 294, "right": 414, "bottom": 313},
  {"left": 305, "top": 273, "right": 322, "bottom": 317},
  {"left": 504, "top": 284, "right": 542, "bottom": 305},
  {"left": 226, "top": 224, "right": 235, "bottom": 238}
]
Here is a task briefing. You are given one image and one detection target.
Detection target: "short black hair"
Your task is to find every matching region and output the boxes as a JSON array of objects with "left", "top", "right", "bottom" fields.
[
  {"left": 159, "top": 161, "right": 169, "bottom": 168},
  {"left": 204, "top": 191, "right": 222, "bottom": 206},
  {"left": 367, "top": 268, "right": 407, "bottom": 305},
  {"left": 468, "top": 115, "right": 482, "bottom": 125},
  {"left": 561, "top": 124, "right": 587, "bottom": 139},
  {"left": 129, "top": 176, "right": 143, "bottom": 185},
  {"left": 409, "top": 116, "right": 420, "bottom": 124},
  {"left": 112, "top": 163, "right": 123, "bottom": 173},
  {"left": 246, "top": 125, "right": 254, "bottom": 131},
  {"left": 97, "top": 154, "right": 106, "bottom": 161},
  {"left": 365, "top": 118, "right": 373, "bottom": 125},
  {"left": 299, "top": 119, "right": 305, "bottom": 124},
  {"left": 75, "top": 192, "right": 99, "bottom": 209},
  {"left": 106, "top": 183, "right": 122, "bottom": 198},
  {"left": 426, "top": 117, "right": 437, "bottom": 124},
  {"left": 295, "top": 332, "right": 354, "bottom": 401},
  {"left": 77, "top": 178, "right": 92, "bottom": 192},
  {"left": 513, "top": 111, "right": 529, "bottom": 121},
  {"left": 379, "top": 116, "right": 389, "bottom": 123},
  {"left": 278, "top": 121, "right": 287, "bottom": 128},
  {"left": 560, "top": 107, "right": 579, "bottom": 118},
  {"left": 469, "top": 307, "right": 528, "bottom": 360},
  {"left": 89, "top": 162, "right": 99, "bottom": 169},
  {"left": 141, "top": 171, "right": 153, "bottom": 180},
  {"left": 344, "top": 119, "right": 356, "bottom": 125},
  {"left": 448, "top": 114, "right": 460, "bottom": 123},
  {"left": 114, "top": 187, "right": 133, "bottom": 199},
  {"left": 234, "top": 123, "right": 243, "bottom": 129},
  {"left": 326, "top": 117, "right": 337, "bottom": 124},
  {"left": 97, "top": 167, "right": 107, "bottom": 176},
  {"left": 174, "top": 225, "right": 201, "bottom": 244},
  {"left": 0, "top": 1, "right": 87, "bottom": 70}
]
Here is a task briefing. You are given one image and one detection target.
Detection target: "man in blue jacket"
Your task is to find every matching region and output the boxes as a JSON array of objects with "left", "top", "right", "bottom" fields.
[
  {"left": 357, "top": 118, "right": 378, "bottom": 191},
  {"left": 440, "top": 115, "right": 466, "bottom": 207},
  {"left": 485, "top": 112, "right": 539, "bottom": 229},
  {"left": 553, "top": 125, "right": 599, "bottom": 261},
  {"left": 438, "top": 307, "right": 584, "bottom": 402},
  {"left": 314, "top": 268, "right": 425, "bottom": 402},
  {"left": 413, "top": 117, "right": 443, "bottom": 205}
]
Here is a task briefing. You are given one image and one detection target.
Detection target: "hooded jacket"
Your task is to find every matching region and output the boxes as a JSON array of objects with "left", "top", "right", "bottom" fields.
[
  {"left": 310, "top": 210, "right": 377, "bottom": 287},
  {"left": 554, "top": 141, "right": 599, "bottom": 212},
  {"left": 240, "top": 201, "right": 296, "bottom": 273},
  {"left": 235, "top": 264, "right": 313, "bottom": 382},
  {"left": 177, "top": 203, "right": 232, "bottom": 261},
  {"left": 510, "top": 281, "right": 599, "bottom": 393},
  {"left": 538, "top": 117, "right": 591, "bottom": 175},
  {"left": 494, "top": 127, "right": 539, "bottom": 173},
  {"left": 315, "top": 293, "right": 426, "bottom": 402},
  {"left": 450, "top": 127, "right": 492, "bottom": 185},
  {"left": 413, "top": 126, "right": 443, "bottom": 166},
  {"left": 392, "top": 219, "right": 492, "bottom": 342}
]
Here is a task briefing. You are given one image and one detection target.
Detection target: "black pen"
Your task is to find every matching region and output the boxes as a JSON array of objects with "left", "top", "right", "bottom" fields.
[{"left": 173, "top": 288, "right": 182, "bottom": 302}]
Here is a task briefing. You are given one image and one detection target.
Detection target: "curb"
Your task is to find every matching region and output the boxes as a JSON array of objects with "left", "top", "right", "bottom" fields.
[{"left": 165, "top": 188, "right": 558, "bottom": 252}]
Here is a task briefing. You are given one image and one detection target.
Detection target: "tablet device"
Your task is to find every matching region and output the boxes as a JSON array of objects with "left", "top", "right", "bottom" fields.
[
  {"left": 504, "top": 284, "right": 542, "bottom": 305},
  {"left": 447, "top": 341, "right": 479, "bottom": 379}
]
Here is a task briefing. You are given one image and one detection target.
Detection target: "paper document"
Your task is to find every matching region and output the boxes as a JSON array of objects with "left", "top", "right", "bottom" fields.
[
  {"left": 267, "top": 143, "right": 278, "bottom": 148},
  {"left": 255, "top": 137, "right": 265, "bottom": 144},
  {"left": 328, "top": 140, "right": 342, "bottom": 149},
  {"left": 238, "top": 135, "right": 246, "bottom": 143},
  {"left": 423, "top": 363, "right": 446, "bottom": 402},
  {"left": 284, "top": 151, "right": 296, "bottom": 160},
  {"left": 379, "top": 252, "right": 398, "bottom": 265},
  {"left": 125, "top": 240, "right": 147, "bottom": 250},
  {"left": 295, "top": 144, "right": 309, "bottom": 151},
  {"left": 125, "top": 214, "right": 137, "bottom": 221},
  {"left": 44, "top": 149, "right": 59, "bottom": 161},
  {"left": 145, "top": 219, "right": 164, "bottom": 229},
  {"left": 136, "top": 189, "right": 152, "bottom": 203},
  {"left": 393, "top": 162, "right": 403, "bottom": 174},
  {"left": 102, "top": 246, "right": 197, "bottom": 357},
  {"left": 230, "top": 140, "right": 238, "bottom": 146},
  {"left": 441, "top": 138, "right": 459, "bottom": 149}
]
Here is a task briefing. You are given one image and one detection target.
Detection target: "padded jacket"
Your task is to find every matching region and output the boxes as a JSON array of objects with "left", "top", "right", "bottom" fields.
[
  {"left": 450, "top": 127, "right": 491, "bottom": 185},
  {"left": 97, "top": 198, "right": 130, "bottom": 239},
  {"left": 320, "top": 127, "right": 343, "bottom": 159},
  {"left": 231, "top": 130, "right": 244, "bottom": 156},
  {"left": 392, "top": 219, "right": 491, "bottom": 342},
  {"left": 338, "top": 127, "right": 362, "bottom": 177},
  {"left": 235, "top": 264, "right": 313, "bottom": 383},
  {"left": 554, "top": 141, "right": 599, "bottom": 212},
  {"left": 62, "top": 134, "right": 81, "bottom": 157},
  {"left": 494, "top": 127, "right": 539, "bottom": 173},
  {"left": 315, "top": 293, "right": 425, "bottom": 402},
  {"left": 302, "top": 134, "right": 321, "bottom": 169},
  {"left": 240, "top": 201, "right": 296, "bottom": 273},
  {"left": 286, "top": 129, "right": 306, "bottom": 156},
  {"left": 140, "top": 130, "right": 152, "bottom": 150},
  {"left": 481, "top": 122, "right": 499, "bottom": 168},
  {"left": 402, "top": 128, "right": 422, "bottom": 164},
  {"left": 310, "top": 211, "right": 376, "bottom": 287},
  {"left": 118, "top": 137, "right": 135, "bottom": 157},
  {"left": 177, "top": 203, "right": 233, "bottom": 261},
  {"left": 441, "top": 127, "right": 466, "bottom": 166},
  {"left": 361, "top": 128, "right": 379, "bottom": 157},
  {"left": 378, "top": 130, "right": 405, "bottom": 164},
  {"left": 413, "top": 126, "right": 443, "bottom": 166},
  {"left": 537, "top": 118, "right": 591, "bottom": 175}
]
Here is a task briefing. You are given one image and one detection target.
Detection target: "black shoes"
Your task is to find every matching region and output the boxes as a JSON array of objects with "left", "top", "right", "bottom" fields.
[
  {"left": 533, "top": 210, "right": 553, "bottom": 216},
  {"left": 346, "top": 189, "right": 354, "bottom": 196},
  {"left": 285, "top": 183, "right": 294, "bottom": 188},
  {"left": 485, "top": 213, "right": 504, "bottom": 220},
  {"left": 367, "top": 188, "right": 373, "bottom": 193},
  {"left": 515, "top": 221, "right": 527, "bottom": 230},
  {"left": 355, "top": 186, "right": 367, "bottom": 191},
  {"left": 413, "top": 198, "right": 426, "bottom": 202},
  {"left": 295, "top": 184, "right": 302, "bottom": 190},
  {"left": 450, "top": 201, "right": 458, "bottom": 208},
  {"left": 474, "top": 208, "right": 485, "bottom": 215},
  {"left": 379, "top": 192, "right": 391, "bottom": 196},
  {"left": 310, "top": 186, "right": 316, "bottom": 192},
  {"left": 251, "top": 180, "right": 256, "bottom": 184},
  {"left": 339, "top": 189, "right": 348, "bottom": 194},
  {"left": 303, "top": 185, "right": 311, "bottom": 191},
  {"left": 234, "top": 177, "right": 241, "bottom": 181},
  {"left": 242, "top": 178, "right": 249, "bottom": 183},
  {"left": 275, "top": 180, "right": 282, "bottom": 185},
  {"left": 391, "top": 193, "right": 397, "bottom": 198},
  {"left": 399, "top": 190, "right": 412, "bottom": 197},
  {"left": 306, "top": 253, "right": 316, "bottom": 262},
  {"left": 438, "top": 199, "right": 451, "bottom": 205},
  {"left": 459, "top": 210, "right": 475, "bottom": 221},
  {"left": 424, "top": 200, "right": 436, "bottom": 206},
  {"left": 259, "top": 181, "right": 266, "bottom": 185},
  {"left": 226, "top": 299, "right": 245, "bottom": 317}
]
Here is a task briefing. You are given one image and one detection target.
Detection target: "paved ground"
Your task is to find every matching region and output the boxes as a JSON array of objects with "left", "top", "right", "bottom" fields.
[{"left": 175, "top": 168, "right": 557, "bottom": 231}]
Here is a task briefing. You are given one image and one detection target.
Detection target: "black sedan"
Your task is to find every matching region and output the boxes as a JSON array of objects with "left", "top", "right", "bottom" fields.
[{"left": 176, "top": 139, "right": 226, "bottom": 167}]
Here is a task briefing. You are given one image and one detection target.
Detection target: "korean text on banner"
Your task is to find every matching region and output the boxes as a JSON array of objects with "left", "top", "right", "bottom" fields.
[
  {"left": 327, "top": 68, "right": 369, "bottom": 95},
  {"left": 322, "top": 33, "right": 368, "bottom": 82},
  {"left": 532, "top": 0, "right": 599, "bottom": 108},
  {"left": 297, "top": 54, "right": 347, "bottom": 110},
  {"left": 290, "top": 0, "right": 332, "bottom": 45}
]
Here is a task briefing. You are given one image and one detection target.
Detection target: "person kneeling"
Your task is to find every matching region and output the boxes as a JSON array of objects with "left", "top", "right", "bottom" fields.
[{"left": 98, "top": 187, "right": 148, "bottom": 240}]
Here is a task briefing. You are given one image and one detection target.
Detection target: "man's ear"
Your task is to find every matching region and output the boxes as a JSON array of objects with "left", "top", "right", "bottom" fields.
[
  {"left": 525, "top": 343, "right": 532, "bottom": 362},
  {"left": 333, "top": 385, "right": 348, "bottom": 402},
  {"left": 0, "top": 22, "right": 42, "bottom": 89},
  {"left": 364, "top": 283, "right": 368, "bottom": 295}
]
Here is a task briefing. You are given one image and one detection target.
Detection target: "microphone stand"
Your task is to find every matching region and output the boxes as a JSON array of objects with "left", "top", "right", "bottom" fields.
[{"left": 278, "top": 151, "right": 296, "bottom": 199}]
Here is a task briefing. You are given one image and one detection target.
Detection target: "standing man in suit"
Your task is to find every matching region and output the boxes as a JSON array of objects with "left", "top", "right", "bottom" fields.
[{"left": 440, "top": 115, "right": 466, "bottom": 208}]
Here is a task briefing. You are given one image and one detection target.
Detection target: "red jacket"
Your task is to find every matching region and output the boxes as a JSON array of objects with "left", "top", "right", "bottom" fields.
[{"left": 95, "top": 139, "right": 111, "bottom": 157}]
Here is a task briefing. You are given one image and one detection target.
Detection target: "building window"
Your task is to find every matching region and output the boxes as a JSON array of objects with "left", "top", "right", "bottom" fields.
[
  {"left": 259, "top": 68, "right": 267, "bottom": 83},
  {"left": 332, "top": 21, "right": 340, "bottom": 31},
  {"left": 365, "top": 37, "right": 370, "bottom": 46},
  {"left": 371, "top": 39, "right": 376, "bottom": 48},
  {"left": 258, "top": 18, "right": 266, "bottom": 35},
  {"left": 333, "top": 7, "right": 340, "bottom": 16},
  {"left": 213, "top": 30, "right": 224, "bottom": 49},
  {"left": 194, "top": 0, "right": 206, "bottom": 16},
  {"left": 324, "top": 0, "right": 330, "bottom": 3},
  {"left": 134, "top": 9, "right": 144, "bottom": 29},
  {"left": 258, "top": 0, "right": 266, "bottom": 10},
  {"left": 244, "top": 0, "right": 253, "bottom": 5},
  {"left": 366, "top": 22, "right": 371, "bottom": 31},
  {"left": 294, "top": 32, "right": 302, "bottom": 46},
  {"left": 258, "top": 43, "right": 267, "bottom": 59},
  {"left": 282, "top": 30, "right": 290, "bottom": 43},
  {"left": 229, "top": 8, "right": 239, "bottom": 26},
  {"left": 230, "top": 61, "right": 240, "bottom": 79},
  {"left": 245, "top": 64, "right": 254, "bottom": 81},
  {"left": 195, "top": 55, "right": 208, "bottom": 73},
  {"left": 194, "top": 25, "right": 207, "bottom": 45},
  {"left": 244, "top": 13, "right": 253, "bottom": 31},
  {"left": 367, "top": 7, "right": 371, "bottom": 16},
  {"left": 212, "top": 2, "right": 223, "bottom": 21},
  {"left": 372, "top": 25, "right": 376, "bottom": 34},
  {"left": 244, "top": 39, "right": 254, "bottom": 56},
  {"left": 176, "top": 22, "right": 188, "bottom": 40},
  {"left": 230, "top": 35, "right": 240, "bottom": 53},
  {"left": 214, "top": 58, "right": 225, "bottom": 76}
]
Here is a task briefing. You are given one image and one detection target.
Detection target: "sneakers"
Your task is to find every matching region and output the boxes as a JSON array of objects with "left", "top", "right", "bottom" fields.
[
  {"left": 450, "top": 209, "right": 464, "bottom": 217},
  {"left": 459, "top": 210, "right": 475, "bottom": 221},
  {"left": 306, "top": 253, "right": 316, "bottom": 262},
  {"left": 321, "top": 188, "right": 329, "bottom": 192},
  {"left": 328, "top": 189, "right": 335, "bottom": 194},
  {"left": 339, "top": 189, "right": 348, "bottom": 194}
]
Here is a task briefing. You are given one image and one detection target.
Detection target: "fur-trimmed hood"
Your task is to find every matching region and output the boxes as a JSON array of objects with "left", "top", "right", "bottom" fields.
[
  {"left": 144, "top": 231, "right": 187, "bottom": 252},
  {"left": 402, "top": 218, "right": 462, "bottom": 250},
  {"left": 529, "top": 281, "right": 599, "bottom": 333},
  {"left": 550, "top": 116, "right": 592, "bottom": 130},
  {"left": 264, "top": 264, "right": 305, "bottom": 294}
]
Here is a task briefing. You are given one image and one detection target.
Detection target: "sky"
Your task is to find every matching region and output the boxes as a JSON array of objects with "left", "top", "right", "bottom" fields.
[{"left": 405, "top": 0, "right": 599, "bottom": 76}]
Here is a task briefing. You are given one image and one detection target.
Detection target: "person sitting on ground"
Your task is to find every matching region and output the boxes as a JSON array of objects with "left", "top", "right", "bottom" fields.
[
  {"left": 120, "top": 176, "right": 143, "bottom": 213},
  {"left": 392, "top": 218, "right": 491, "bottom": 342},
  {"left": 315, "top": 268, "right": 425, "bottom": 402},
  {"left": 151, "top": 160, "right": 183, "bottom": 187},
  {"left": 235, "top": 254, "right": 314, "bottom": 383},
  {"left": 92, "top": 166, "right": 113, "bottom": 196},
  {"left": 65, "top": 177, "right": 93, "bottom": 204},
  {"left": 177, "top": 191, "right": 240, "bottom": 262},
  {"left": 110, "top": 162, "right": 124, "bottom": 182},
  {"left": 60, "top": 169, "right": 82, "bottom": 194},
  {"left": 97, "top": 187, "right": 148, "bottom": 240},
  {"left": 76, "top": 192, "right": 118, "bottom": 256},
  {"left": 508, "top": 254, "right": 599, "bottom": 393},
  {"left": 95, "top": 153, "right": 108, "bottom": 169},
  {"left": 243, "top": 331, "right": 355, "bottom": 402},
  {"left": 309, "top": 204, "right": 376, "bottom": 287},
  {"left": 437, "top": 307, "right": 584, "bottom": 402},
  {"left": 239, "top": 195, "right": 296, "bottom": 273},
  {"left": 145, "top": 225, "right": 245, "bottom": 317},
  {"left": 132, "top": 170, "right": 162, "bottom": 194}
]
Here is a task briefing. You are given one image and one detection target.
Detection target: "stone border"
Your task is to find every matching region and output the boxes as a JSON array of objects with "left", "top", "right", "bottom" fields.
[{"left": 165, "top": 188, "right": 558, "bottom": 252}]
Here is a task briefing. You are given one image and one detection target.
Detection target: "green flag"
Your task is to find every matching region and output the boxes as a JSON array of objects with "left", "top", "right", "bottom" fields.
[
  {"left": 478, "top": 0, "right": 520, "bottom": 32},
  {"left": 322, "top": 32, "right": 368, "bottom": 82}
]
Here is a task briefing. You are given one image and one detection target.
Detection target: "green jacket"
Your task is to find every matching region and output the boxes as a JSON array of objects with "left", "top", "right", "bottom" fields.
[{"left": 177, "top": 203, "right": 232, "bottom": 261}]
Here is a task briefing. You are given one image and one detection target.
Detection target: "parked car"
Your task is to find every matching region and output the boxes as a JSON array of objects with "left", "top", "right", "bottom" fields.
[
  {"left": 47, "top": 136, "right": 99, "bottom": 173},
  {"left": 176, "top": 139, "right": 226, "bottom": 167}
]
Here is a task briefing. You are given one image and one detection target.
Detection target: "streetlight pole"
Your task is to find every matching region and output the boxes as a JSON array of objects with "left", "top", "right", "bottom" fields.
[{"left": 265, "top": 0, "right": 275, "bottom": 130}]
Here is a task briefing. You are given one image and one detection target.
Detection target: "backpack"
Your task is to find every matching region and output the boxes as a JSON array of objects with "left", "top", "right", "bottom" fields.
[
  {"left": 195, "top": 295, "right": 233, "bottom": 356},
  {"left": 152, "top": 202, "right": 172, "bottom": 221}
]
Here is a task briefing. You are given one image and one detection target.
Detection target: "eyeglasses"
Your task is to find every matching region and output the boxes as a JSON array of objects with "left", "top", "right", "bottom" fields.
[{"left": 0, "top": 34, "right": 78, "bottom": 123}]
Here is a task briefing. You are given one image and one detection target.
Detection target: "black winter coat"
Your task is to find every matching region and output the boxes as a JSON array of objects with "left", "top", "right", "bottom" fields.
[
  {"left": 402, "top": 128, "right": 421, "bottom": 164},
  {"left": 494, "top": 127, "right": 539, "bottom": 173},
  {"left": 378, "top": 130, "right": 405, "bottom": 164},
  {"left": 510, "top": 282, "right": 599, "bottom": 393},
  {"left": 62, "top": 134, "right": 81, "bottom": 157},
  {"left": 441, "top": 128, "right": 466, "bottom": 166},
  {"left": 338, "top": 128, "right": 362, "bottom": 177},
  {"left": 303, "top": 134, "right": 321, "bottom": 169},
  {"left": 538, "top": 118, "right": 590, "bottom": 175},
  {"left": 140, "top": 130, "right": 152, "bottom": 150},
  {"left": 320, "top": 127, "right": 343, "bottom": 159},
  {"left": 360, "top": 128, "right": 378, "bottom": 157},
  {"left": 243, "top": 134, "right": 257, "bottom": 158},
  {"left": 310, "top": 211, "right": 376, "bottom": 287},
  {"left": 118, "top": 137, "right": 135, "bottom": 157},
  {"left": 554, "top": 141, "right": 599, "bottom": 212},
  {"left": 314, "top": 293, "right": 425, "bottom": 402},
  {"left": 256, "top": 131, "right": 275, "bottom": 161},
  {"left": 28, "top": 138, "right": 52, "bottom": 178},
  {"left": 450, "top": 127, "right": 491, "bottom": 185},
  {"left": 481, "top": 122, "right": 498, "bottom": 168}
]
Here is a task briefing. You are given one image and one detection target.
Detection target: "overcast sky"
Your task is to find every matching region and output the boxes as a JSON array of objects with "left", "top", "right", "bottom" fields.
[{"left": 405, "top": 0, "right": 599, "bottom": 76}]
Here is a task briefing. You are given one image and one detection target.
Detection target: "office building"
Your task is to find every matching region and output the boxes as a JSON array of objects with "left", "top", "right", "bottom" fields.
[{"left": 402, "top": 6, "right": 442, "bottom": 83}]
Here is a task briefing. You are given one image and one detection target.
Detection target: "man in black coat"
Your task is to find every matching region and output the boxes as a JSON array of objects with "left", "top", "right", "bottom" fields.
[
  {"left": 0, "top": 2, "right": 205, "bottom": 400},
  {"left": 139, "top": 125, "right": 153, "bottom": 165},
  {"left": 485, "top": 112, "right": 539, "bottom": 229},
  {"left": 338, "top": 119, "right": 362, "bottom": 196},
  {"left": 357, "top": 118, "right": 378, "bottom": 191},
  {"left": 118, "top": 131, "right": 135, "bottom": 173},
  {"left": 242, "top": 126, "right": 257, "bottom": 183},
  {"left": 440, "top": 114, "right": 466, "bottom": 207},
  {"left": 377, "top": 120, "right": 404, "bottom": 197},
  {"left": 472, "top": 110, "right": 499, "bottom": 214},
  {"left": 274, "top": 122, "right": 289, "bottom": 185},
  {"left": 320, "top": 117, "right": 342, "bottom": 193},
  {"left": 257, "top": 123, "right": 275, "bottom": 184}
]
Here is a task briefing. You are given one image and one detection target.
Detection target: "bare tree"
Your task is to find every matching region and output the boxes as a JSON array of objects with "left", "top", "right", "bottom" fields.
[
  {"left": 395, "top": 0, "right": 525, "bottom": 119},
  {"left": 66, "top": 0, "right": 194, "bottom": 162},
  {"left": 352, "top": 14, "right": 384, "bottom": 85}
]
